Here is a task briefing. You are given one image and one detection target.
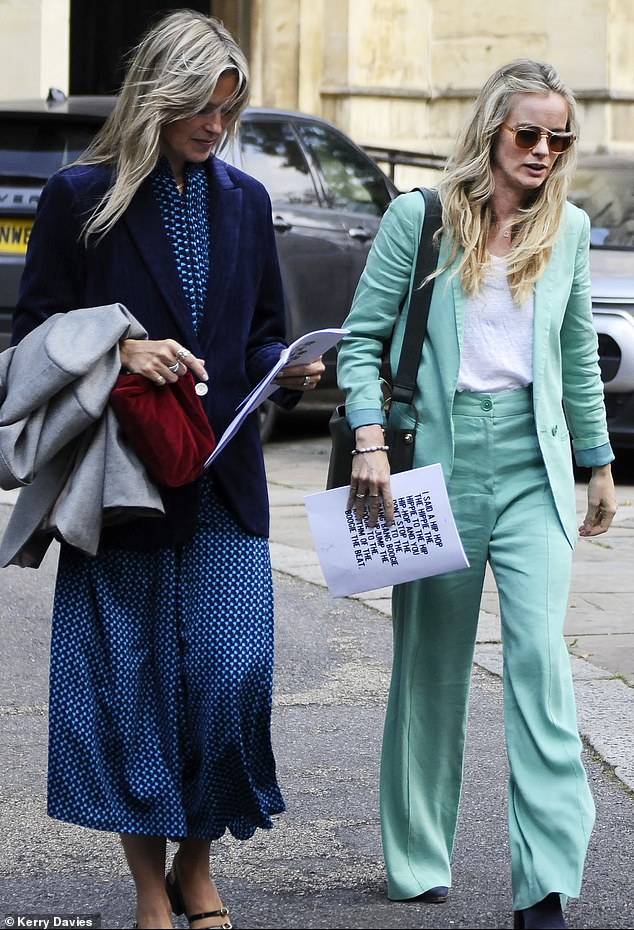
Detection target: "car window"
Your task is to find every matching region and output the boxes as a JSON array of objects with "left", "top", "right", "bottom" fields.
[
  {"left": 569, "top": 162, "right": 634, "bottom": 249},
  {"left": 239, "top": 119, "right": 319, "bottom": 206},
  {"left": 297, "top": 121, "right": 391, "bottom": 216},
  {"left": 0, "top": 117, "right": 100, "bottom": 178}
]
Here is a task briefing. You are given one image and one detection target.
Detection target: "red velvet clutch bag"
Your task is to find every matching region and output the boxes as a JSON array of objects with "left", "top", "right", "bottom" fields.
[{"left": 110, "top": 372, "right": 216, "bottom": 487}]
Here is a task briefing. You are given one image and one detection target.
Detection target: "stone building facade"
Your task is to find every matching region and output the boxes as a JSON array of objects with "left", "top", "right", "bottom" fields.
[
  {"left": 2, "top": 0, "right": 633, "bottom": 183},
  {"left": 246, "top": 0, "right": 634, "bottom": 185}
]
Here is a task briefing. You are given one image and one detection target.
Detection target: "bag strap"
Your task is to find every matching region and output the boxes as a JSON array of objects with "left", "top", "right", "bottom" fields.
[{"left": 389, "top": 187, "right": 442, "bottom": 406}]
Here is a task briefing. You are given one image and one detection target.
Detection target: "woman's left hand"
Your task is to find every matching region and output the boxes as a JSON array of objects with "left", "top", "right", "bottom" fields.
[
  {"left": 579, "top": 463, "right": 617, "bottom": 536},
  {"left": 274, "top": 356, "right": 325, "bottom": 392},
  {"left": 119, "top": 337, "right": 208, "bottom": 386}
]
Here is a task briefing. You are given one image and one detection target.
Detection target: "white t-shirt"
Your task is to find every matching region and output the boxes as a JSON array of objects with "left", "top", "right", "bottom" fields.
[{"left": 457, "top": 254, "right": 534, "bottom": 393}]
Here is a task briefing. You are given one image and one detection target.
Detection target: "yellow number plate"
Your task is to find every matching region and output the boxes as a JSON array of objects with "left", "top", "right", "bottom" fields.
[{"left": 0, "top": 217, "right": 33, "bottom": 254}]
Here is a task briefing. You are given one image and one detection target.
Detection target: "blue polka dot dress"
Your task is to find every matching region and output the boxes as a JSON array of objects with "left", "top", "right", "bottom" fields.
[{"left": 46, "top": 160, "right": 285, "bottom": 840}]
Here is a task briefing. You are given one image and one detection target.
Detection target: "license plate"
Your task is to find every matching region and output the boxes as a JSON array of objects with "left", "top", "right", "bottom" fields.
[{"left": 0, "top": 217, "right": 33, "bottom": 254}]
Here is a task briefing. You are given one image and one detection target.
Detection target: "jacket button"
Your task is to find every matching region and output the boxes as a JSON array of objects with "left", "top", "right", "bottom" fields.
[{"left": 551, "top": 425, "right": 558, "bottom": 436}]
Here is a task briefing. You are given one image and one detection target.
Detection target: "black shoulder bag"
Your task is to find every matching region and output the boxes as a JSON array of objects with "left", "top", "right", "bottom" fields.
[{"left": 326, "top": 187, "right": 442, "bottom": 490}]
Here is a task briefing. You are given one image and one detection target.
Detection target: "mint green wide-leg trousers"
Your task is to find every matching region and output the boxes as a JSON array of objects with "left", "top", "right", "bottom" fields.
[{"left": 380, "top": 387, "right": 595, "bottom": 909}]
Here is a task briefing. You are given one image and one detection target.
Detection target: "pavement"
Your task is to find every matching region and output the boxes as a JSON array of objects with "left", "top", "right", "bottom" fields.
[{"left": 1, "top": 417, "right": 633, "bottom": 929}]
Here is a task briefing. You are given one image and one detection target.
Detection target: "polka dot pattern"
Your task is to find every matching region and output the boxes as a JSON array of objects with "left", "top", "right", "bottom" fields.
[
  {"left": 47, "top": 477, "right": 285, "bottom": 840},
  {"left": 152, "top": 157, "right": 209, "bottom": 333}
]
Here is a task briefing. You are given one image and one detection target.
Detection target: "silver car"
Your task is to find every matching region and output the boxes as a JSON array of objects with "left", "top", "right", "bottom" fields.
[{"left": 568, "top": 154, "right": 634, "bottom": 449}]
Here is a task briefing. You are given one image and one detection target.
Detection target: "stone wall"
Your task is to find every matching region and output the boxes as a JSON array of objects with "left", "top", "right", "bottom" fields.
[
  {"left": 1, "top": 0, "right": 632, "bottom": 183},
  {"left": 0, "top": 0, "right": 69, "bottom": 99},
  {"left": 248, "top": 0, "right": 634, "bottom": 187}
]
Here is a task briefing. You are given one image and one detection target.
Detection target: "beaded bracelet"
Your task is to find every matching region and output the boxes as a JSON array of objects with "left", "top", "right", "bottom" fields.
[{"left": 351, "top": 444, "right": 390, "bottom": 455}]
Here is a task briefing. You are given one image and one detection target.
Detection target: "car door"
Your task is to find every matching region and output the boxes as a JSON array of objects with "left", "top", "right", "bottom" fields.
[
  {"left": 239, "top": 114, "right": 356, "bottom": 348},
  {"left": 294, "top": 116, "right": 395, "bottom": 292}
]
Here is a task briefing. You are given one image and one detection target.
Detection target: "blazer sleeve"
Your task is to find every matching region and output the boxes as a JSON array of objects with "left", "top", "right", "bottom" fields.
[
  {"left": 235, "top": 178, "right": 298, "bottom": 410},
  {"left": 12, "top": 170, "right": 91, "bottom": 344},
  {"left": 559, "top": 206, "right": 614, "bottom": 464}
]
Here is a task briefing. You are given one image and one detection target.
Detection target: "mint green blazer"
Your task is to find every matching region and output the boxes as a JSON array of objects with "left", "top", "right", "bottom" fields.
[{"left": 337, "top": 191, "right": 613, "bottom": 547}]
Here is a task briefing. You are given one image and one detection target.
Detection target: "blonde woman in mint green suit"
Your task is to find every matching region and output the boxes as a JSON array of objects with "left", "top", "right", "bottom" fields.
[{"left": 337, "top": 60, "right": 616, "bottom": 930}]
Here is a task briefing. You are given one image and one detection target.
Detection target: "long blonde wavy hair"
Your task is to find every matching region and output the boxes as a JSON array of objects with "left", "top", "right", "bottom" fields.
[
  {"left": 76, "top": 9, "right": 250, "bottom": 242},
  {"left": 437, "top": 59, "right": 580, "bottom": 305}
]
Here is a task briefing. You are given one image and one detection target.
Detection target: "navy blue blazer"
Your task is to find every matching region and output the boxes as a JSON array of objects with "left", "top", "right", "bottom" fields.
[{"left": 13, "top": 156, "right": 295, "bottom": 548}]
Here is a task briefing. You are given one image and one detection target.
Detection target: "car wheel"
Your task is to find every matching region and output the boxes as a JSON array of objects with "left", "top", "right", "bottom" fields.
[{"left": 258, "top": 400, "right": 277, "bottom": 443}]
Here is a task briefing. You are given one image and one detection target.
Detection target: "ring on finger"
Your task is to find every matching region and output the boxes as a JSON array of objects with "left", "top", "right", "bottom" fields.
[
  {"left": 176, "top": 347, "right": 191, "bottom": 361},
  {"left": 167, "top": 361, "right": 180, "bottom": 374},
  {"left": 302, "top": 375, "right": 311, "bottom": 388},
  {"left": 355, "top": 493, "right": 365, "bottom": 500},
  {"left": 155, "top": 375, "right": 166, "bottom": 386}
]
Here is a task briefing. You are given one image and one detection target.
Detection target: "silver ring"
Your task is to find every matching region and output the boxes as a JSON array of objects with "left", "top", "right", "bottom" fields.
[
  {"left": 176, "top": 348, "right": 191, "bottom": 361},
  {"left": 302, "top": 375, "right": 311, "bottom": 387},
  {"left": 155, "top": 375, "right": 166, "bottom": 386},
  {"left": 355, "top": 493, "right": 365, "bottom": 499},
  {"left": 167, "top": 361, "right": 180, "bottom": 373},
  {"left": 369, "top": 494, "right": 380, "bottom": 498}
]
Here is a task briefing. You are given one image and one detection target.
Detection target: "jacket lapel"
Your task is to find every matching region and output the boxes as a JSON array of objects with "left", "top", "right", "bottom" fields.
[
  {"left": 532, "top": 245, "right": 559, "bottom": 405},
  {"left": 123, "top": 180, "right": 200, "bottom": 348},
  {"left": 196, "top": 158, "right": 243, "bottom": 351},
  {"left": 428, "top": 237, "right": 463, "bottom": 391}
]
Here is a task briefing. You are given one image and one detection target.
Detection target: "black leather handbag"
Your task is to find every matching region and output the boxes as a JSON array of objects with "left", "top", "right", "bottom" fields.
[{"left": 326, "top": 187, "right": 442, "bottom": 490}]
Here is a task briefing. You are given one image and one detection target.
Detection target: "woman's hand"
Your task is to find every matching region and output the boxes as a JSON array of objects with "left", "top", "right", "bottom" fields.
[
  {"left": 346, "top": 424, "right": 394, "bottom": 528},
  {"left": 119, "top": 338, "right": 208, "bottom": 386},
  {"left": 273, "top": 356, "right": 325, "bottom": 392},
  {"left": 578, "top": 463, "right": 617, "bottom": 536}
]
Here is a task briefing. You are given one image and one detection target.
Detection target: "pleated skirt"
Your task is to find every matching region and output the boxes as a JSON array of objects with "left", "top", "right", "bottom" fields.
[{"left": 46, "top": 477, "right": 285, "bottom": 840}]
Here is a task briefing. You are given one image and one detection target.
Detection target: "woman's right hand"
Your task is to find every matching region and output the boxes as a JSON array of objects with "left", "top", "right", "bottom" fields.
[
  {"left": 119, "top": 338, "right": 208, "bottom": 386},
  {"left": 346, "top": 424, "right": 394, "bottom": 527}
]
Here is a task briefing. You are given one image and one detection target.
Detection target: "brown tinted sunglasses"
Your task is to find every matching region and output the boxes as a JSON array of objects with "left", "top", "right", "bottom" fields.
[{"left": 502, "top": 123, "right": 576, "bottom": 154}]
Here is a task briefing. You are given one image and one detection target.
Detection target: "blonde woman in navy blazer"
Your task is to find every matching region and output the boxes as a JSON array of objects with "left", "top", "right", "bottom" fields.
[
  {"left": 338, "top": 60, "right": 616, "bottom": 930},
  {"left": 12, "top": 11, "right": 323, "bottom": 930}
]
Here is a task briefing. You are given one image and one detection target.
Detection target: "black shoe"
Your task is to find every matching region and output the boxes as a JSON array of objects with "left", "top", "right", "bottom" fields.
[
  {"left": 186, "top": 910, "right": 233, "bottom": 930},
  {"left": 514, "top": 893, "right": 567, "bottom": 929},
  {"left": 165, "top": 862, "right": 234, "bottom": 929},
  {"left": 412, "top": 885, "right": 449, "bottom": 904},
  {"left": 165, "top": 863, "right": 185, "bottom": 916}
]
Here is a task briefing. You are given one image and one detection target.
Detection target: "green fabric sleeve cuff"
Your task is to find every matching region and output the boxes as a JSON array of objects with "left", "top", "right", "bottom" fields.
[
  {"left": 345, "top": 407, "right": 386, "bottom": 430},
  {"left": 574, "top": 442, "right": 615, "bottom": 468}
]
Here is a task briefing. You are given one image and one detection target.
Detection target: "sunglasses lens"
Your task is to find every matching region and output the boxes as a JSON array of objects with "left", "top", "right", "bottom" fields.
[
  {"left": 549, "top": 134, "right": 572, "bottom": 153},
  {"left": 514, "top": 128, "right": 540, "bottom": 149}
]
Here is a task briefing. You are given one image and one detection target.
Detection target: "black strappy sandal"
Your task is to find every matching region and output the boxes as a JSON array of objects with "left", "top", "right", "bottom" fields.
[
  {"left": 165, "top": 862, "right": 234, "bottom": 930},
  {"left": 186, "top": 908, "right": 233, "bottom": 930}
]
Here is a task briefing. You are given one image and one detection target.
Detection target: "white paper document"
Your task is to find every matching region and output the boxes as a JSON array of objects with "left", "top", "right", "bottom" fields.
[
  {"left": 304, "top": 464, "right": 469, "bottom": 598},
  {"left": 205, "top": 328, "right": 349, "bottom": 466}
]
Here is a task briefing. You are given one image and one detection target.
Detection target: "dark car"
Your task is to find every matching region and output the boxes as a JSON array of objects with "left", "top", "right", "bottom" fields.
[
  {"left": 0, "top": 93, "right": 398, "bottom": 437},
  {"left": 568, "top": 154, "right": 634, "bottom": 449}
]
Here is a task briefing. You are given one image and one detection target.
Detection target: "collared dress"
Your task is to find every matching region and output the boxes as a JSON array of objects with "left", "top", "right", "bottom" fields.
[{"left": 46, "top": 159, "right": 285, "bottom": 841}]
